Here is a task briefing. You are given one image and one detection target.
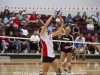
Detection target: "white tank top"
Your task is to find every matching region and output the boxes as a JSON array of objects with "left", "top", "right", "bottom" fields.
[{"left": 40, "top": 32, "right": 55, "bottom": 57}]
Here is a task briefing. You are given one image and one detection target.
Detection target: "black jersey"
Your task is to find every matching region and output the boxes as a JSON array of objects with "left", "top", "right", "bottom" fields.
[{"left": 61, "top": 34, "right": 74, "bottom": 51}]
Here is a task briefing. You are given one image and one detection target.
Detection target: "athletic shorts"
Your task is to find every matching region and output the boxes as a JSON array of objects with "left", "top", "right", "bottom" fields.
[
  {"left": 42, "top": 56, "right": 56, "bottom": 63},
  {"left": 61, "top": 48, "right": 73, "bottom": 54}
]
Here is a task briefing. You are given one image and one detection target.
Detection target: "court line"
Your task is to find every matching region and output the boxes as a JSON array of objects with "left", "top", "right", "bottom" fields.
[{"left": 0, "top": 62, "right": 100, "bottom": 65}]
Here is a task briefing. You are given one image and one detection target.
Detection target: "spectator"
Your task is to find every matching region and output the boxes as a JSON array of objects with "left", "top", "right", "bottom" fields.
[
  {"left": 53, "top": 22, "right": 60, "bottom": 31},
  {"left": 87, "top": 20, "right": 94, "bottom": 30},
  {"left": 85, "top": 33, "right": 99, "bottom": 55},
  {"left": 25, "top": 13, "right": 30, "bottom": 21},
  {"left": 74, "top": 37, "right": 86, "bottom": 60},
  {"left": 22, "top": 9, "right": 26, "bottom": 15},
  {"left": 92, "top": 12, "right": 100, "bottom": 24},
  {"left": 3, "top": 15, "right": 13, "bottom": 27},
  {"left": 20, "top": 26, "right": 29, "bottom": 36},
  {"left": 10, "top": 11, "right": 16, "bottom": 24},
  {"left": 75, "top": 34, "right": 85, "bottom": 42},
  {"left": 30, "top": 30, "right": 40, "bottom": 54},
  {"left": 18, "top": 30, "right": 30, "bottom": 53},
  {"left": 19, "top": 10, "right": 23, "bottom": 20},
  {"left": 65, "top": 14, "right": 73, "bottom": 23},
  {"left": 2, "top": 9, "right": 10, "bottom": 20},
  {"left": 8, "top": 31, "right": 21, "bottom": 53},
  {"left": 5, "top": 24, "right": 15, "bottom": 36},
  {"left": 73, "top": 12, "right": 81, "bottom": 22},
  {"left": 86, "top": 16, "right": 93, "bottom": 24},
  {"left": 47, "top": 23, "right": 54, "bottom": 33},
  {"left": 82, "top": 12, "right": 87, "bottom": 21},
  {"left": 92, "top": 33, "right": 99, "bottom": 43},
  {"left": 20, "top": 14, "right": 28, "bottom": 26},
  {"left": 13, "top": 14, "right": 20, "bottom": 28},
  {"left": 92, "top": 33, "right": 100, "bottom": 54},
  {"left": 28, "top": 11, "right": 38, "bottom": 23},
  {"left": 92, "top": 12, "right": 100, "bottom": 29},
  {"left": 0, "top": 31, "right": 9, "bottom": 53},
  {"left": 72, "top": 23, "right": 80, "bottom": 35}
]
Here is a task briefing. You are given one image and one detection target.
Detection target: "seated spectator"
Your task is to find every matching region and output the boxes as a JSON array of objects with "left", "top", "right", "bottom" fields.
[
  {"left": 22, "top": 9, "right": 26, "bottom": 15},
  {"left": 10, "top": 11, "right": 16, "bottom": 23},
  {"left": 75, "top": 34, "right": 85, "bottom": 42},
  {"left": 28, "top": 11, "right": 38, "bottom": 23},
  {"left": 52, "top": 23, "right": 59, "bottom": 32},
  {"left": 82, "top": 12, "right": 87, "bottom": 21},
  {"left": 92, "top": 33, "right": 100, "bottom": 54},
  {"left": 0, "top": 31, "right": 9, "bottom": 53},
  {"left": 74, "top": 37, "right": 86, "bottom": 60},
  {"left": 0, "top": 18, "right": 4, "bottom": 31},
  {"left": 8, "top": 31, "right": 21, "bottom": 53},
  {"left": 5, "top": 24, "right": 15, "bottom": 36},
  {"left": 18, "top": 30, "right": 30, "bottom": 53},
  {"left": 72, "top": 23, "right": 80, "bottom": 35},
  {"left": 30, "top": 30, "right": 40, "bottom": 54},
  {"left": 25, "top": 13, "right": 30, "bottom": 21},
  {"left": 47, "top": 23, "right": 54, "bottom": 33},
  {"left": 92, "top": 12, "right": 100, "bottom": 24},
  {"left": 65, "top": 14, "right": 73, "bottom": 23},
  {"left": 20, "top": 26, "right": 29, "bottom": 36},
  {"left": 13, "top": 14, "right": 20, "bottom": 28},
  {"left": 85, "top": 33, "right": 99, "bottom": 55},
  {"left": 73, "top": 12, "right": 81, "bottom": 22},
  {"left": 19, "top": 10, "right": 23, "bottom": 20},
  {"left": 86, "top": 16, "right": 93, "bottom": 24},
  {"left": 87, "top": 20, "right": 94, "bottom": 30},
  {"left": 2, "top": 9, "right": 10, "bottom": 20},
  {"left": 20, "top": 14, "right": 28, "bottom": 26},
  {"left": 3, "top": 15, "right": 13, "bottom": 27}
]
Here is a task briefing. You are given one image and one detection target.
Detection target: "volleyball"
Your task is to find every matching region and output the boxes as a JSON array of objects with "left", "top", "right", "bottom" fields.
[{"left": 55, "top": 9, "right": 62, "bottom": 16}]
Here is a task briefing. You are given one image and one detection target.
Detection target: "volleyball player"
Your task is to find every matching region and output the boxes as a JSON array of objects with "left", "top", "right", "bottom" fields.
[
  {"left": 60, "top": 27, "right": 74, "bottom": 75},
  {"left": 39, "top": 12, "right": 64, "bottom": 75}
]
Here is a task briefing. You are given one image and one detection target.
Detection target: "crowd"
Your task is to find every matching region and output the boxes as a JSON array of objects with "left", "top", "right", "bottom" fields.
[{"left": 0, "top": 9, "right": 100, "bottom": 58}]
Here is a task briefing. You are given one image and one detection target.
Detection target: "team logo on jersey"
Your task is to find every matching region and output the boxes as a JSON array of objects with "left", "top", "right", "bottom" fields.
[{"left": 63, "top": 38, "right": 70, "bottom": 40}]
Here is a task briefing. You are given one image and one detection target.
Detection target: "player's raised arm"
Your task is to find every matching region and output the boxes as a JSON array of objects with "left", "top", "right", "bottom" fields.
[
  {"left": 52, "top": 16, "right": 64, "bottom": 37},
  {"left": 40, "top": 13, "right": 56, "bottom": 36}
]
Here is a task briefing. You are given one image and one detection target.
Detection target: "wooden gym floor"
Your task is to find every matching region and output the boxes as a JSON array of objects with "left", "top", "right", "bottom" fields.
[{"left": 0, "top": 59, "right": 100, "bottom": 75}]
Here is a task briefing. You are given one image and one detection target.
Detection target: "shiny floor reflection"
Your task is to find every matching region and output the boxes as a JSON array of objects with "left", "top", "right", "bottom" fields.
[{"left": 0, "top": 59, "right": 100, "bottom": 75}]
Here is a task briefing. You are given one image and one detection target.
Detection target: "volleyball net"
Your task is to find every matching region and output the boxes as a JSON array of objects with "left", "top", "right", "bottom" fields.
[{"left": 0, "top": 36, "right": 100, "bottom": 53}]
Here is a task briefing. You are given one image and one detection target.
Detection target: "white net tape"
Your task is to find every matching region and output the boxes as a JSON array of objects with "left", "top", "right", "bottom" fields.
[{"left": 0, "top": 36, "right": 100, "bottom": 45}]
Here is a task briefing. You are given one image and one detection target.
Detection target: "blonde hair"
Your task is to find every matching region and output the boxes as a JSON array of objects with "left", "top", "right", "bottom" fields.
[{"left": 65, "top": 26, "right": 71, "bottom": 33}]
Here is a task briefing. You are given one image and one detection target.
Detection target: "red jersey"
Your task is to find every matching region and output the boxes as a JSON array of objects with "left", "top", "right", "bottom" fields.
[
  {"left": 13, "top": 18, "right": 20, "bottom": 25},
  {"left": 29, "top": 15, "right": 38, "bottom": 20},
  {"left": 0, "top": 36, "right": 9, "bottom": 43}
]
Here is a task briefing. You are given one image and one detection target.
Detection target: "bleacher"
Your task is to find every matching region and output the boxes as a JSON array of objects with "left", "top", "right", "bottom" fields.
[{"left": 0, "top": 9, "right": 100, "bottom": 59}]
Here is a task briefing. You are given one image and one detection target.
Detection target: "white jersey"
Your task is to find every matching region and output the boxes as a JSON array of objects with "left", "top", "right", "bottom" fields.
[{"left": 40, "top": 32, "right": 55, "bottom": 57}]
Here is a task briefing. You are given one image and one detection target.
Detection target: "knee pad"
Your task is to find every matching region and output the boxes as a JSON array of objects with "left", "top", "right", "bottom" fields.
[
  {"left": 67, "top": 62, "right": 71, "bottom": 66},
  {"left": 56, "top": 68, "right": 61, "bottom": 75}
]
